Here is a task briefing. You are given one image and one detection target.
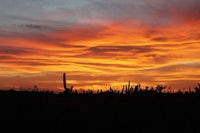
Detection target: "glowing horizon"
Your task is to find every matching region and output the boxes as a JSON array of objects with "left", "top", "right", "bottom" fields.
[{"left": 0, "top": 0, "right": 200, "bottom": 92}]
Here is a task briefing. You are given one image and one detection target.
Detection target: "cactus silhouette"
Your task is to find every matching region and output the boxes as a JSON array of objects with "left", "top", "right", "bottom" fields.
[
  {"left": 128, "top": 80, "right": 130, "bottom": 90},
  {"left": 121, "top": 85, "right": 124, "bottom": 94},
  {"left": 63, "top": 73, "right": 73, "bottom": 94},
  {"left": 63, "top": 73, "right": 67, "bottom": 90}
]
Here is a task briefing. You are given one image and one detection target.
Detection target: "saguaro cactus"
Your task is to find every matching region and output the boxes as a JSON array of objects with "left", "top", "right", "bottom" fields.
[
  {"left": 63, "top": 73, "right": 73, "bottom": 94},
  {"left": 63, "top": 73, "right": 67, "bottom": 91},
  {"left": 128, "top": 80, "right": 130, "bottom": 90}
]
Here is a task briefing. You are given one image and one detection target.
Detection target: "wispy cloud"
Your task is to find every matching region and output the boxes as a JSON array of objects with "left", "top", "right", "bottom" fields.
[{"left": 0, "top": 0, "right": 200, "bottom": 91}]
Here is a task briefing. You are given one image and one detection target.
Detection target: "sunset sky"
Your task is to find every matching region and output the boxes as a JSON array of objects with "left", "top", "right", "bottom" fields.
[{"left": 0, "top": 0, "right": 200, "bottom": 92}]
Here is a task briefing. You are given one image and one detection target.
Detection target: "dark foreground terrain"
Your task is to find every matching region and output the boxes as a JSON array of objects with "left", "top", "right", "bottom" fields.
[{"left": 0, "top": 90, "right": 200, "bottom": 133}]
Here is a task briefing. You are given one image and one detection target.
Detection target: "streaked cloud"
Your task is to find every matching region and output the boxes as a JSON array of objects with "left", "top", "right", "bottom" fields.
[{"left": 0, "top": 0, "right": 200, "bottom": 91}]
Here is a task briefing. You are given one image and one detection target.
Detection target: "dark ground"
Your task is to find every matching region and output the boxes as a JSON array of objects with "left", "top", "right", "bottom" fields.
[{"left": 0, "top": 90, "right": 200, "bottom": 133}]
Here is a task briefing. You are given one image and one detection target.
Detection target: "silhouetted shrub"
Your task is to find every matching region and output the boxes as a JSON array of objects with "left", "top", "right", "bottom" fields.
[{"left": 195, "top": 83, "right": 200, "bottom": 93}]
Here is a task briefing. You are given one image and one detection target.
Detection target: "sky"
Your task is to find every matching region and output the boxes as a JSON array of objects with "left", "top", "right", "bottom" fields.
[{"left": 0, "top": 0, "right": 200, "bottom": 92}]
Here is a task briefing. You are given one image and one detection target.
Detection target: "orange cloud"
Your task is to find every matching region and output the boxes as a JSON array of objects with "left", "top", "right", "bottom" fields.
[{"left": 1, "top": 7, "right": 200, "bottom": 92}]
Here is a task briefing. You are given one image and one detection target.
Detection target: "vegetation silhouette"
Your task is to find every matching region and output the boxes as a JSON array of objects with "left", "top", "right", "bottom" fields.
[
  {"left": 63, "top": 73, "right": 74, "bottom": 94},
  {"left": 0, "top": 73, "right": 200, "bottom": 133}
]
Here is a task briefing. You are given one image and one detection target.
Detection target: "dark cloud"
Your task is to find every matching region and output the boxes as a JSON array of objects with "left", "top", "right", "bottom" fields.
[
  {"left": 58, "top": 43, "right": 86, "bottom": 48},
  {"left": 72, "top": 62, "right": 143, "bottom": 69},
  {"left": 152, "top": 37, "right": 169, "bottom": 42},
  {"left": 74, "top": 45, "right": 153, "bottom": 58},
  {"left": 0, "top": 45, "right": 35, "bottom": 55},
  {"left": 145, "top": 54, "right": 171, "bottom": 64},
  {"left": 0, "top": 54, "right": 70, "bottom": 66},
  {"left": 1, "top": 60, "right": 66, "bottom": 66},
  {"left": 90, "top": 46, "right": 152, "bottom": 52},
  {"left": 19, "top": 24, "right": 48, "bottom": 31}
]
